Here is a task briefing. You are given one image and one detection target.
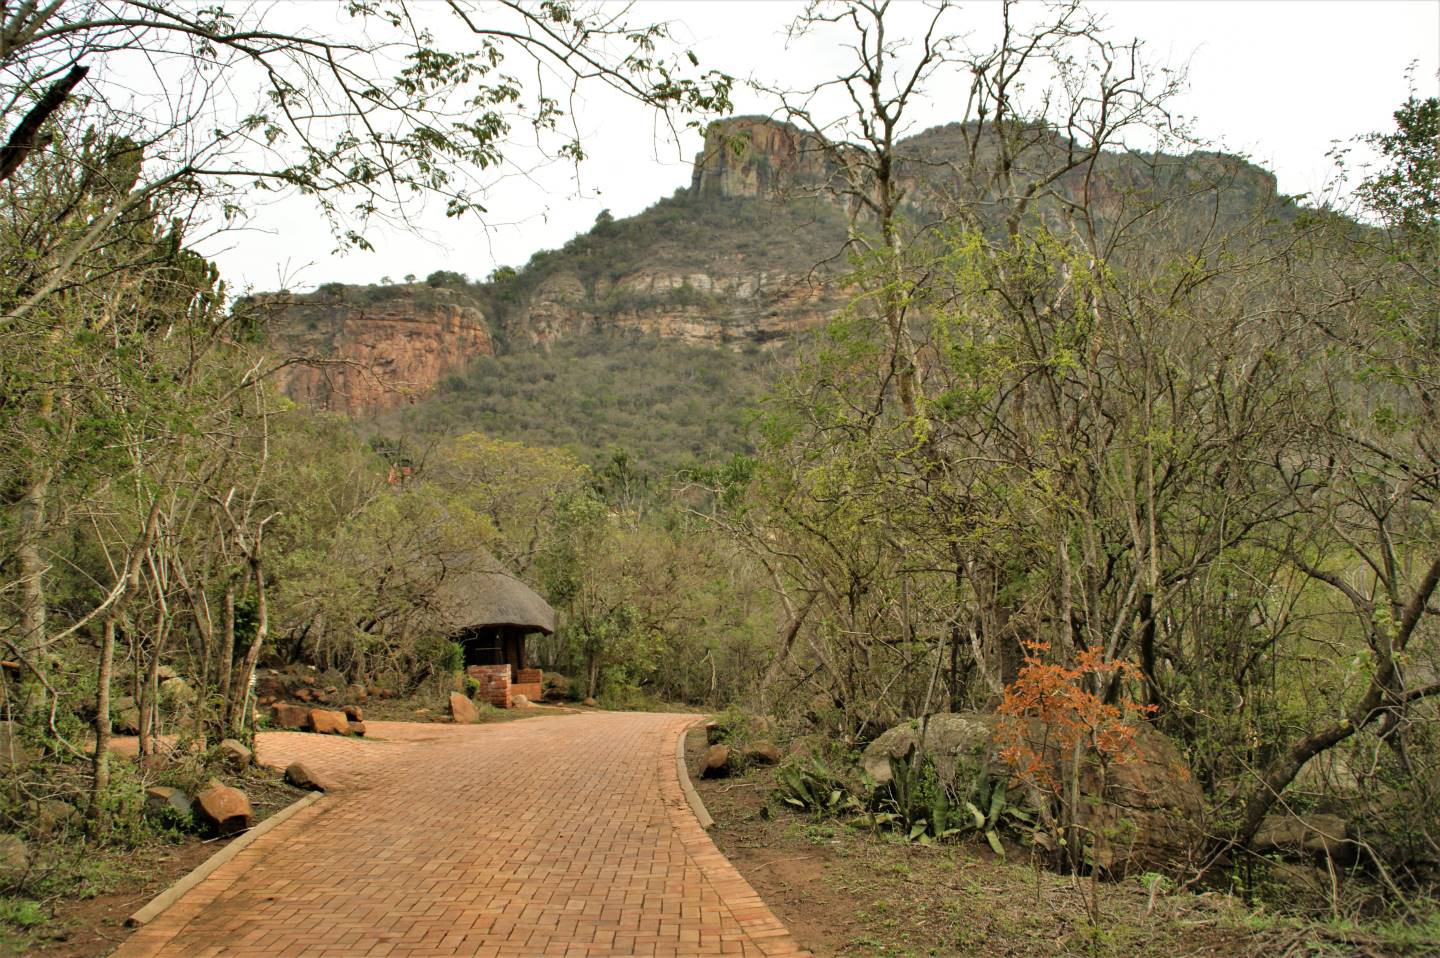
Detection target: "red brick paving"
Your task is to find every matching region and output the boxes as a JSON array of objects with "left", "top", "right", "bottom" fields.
[{"left": 115, "top": 713, "right": 808, "bottom": 957}]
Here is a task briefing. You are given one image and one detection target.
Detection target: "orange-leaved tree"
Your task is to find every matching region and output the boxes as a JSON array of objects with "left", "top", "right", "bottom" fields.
[{"left": 996, "top": 640, "right": 1154, "bottom": 873}]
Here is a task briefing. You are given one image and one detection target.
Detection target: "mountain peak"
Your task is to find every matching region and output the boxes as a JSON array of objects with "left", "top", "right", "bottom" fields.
[{"left": 690, "top": 116, "right": 830, "bottom": 200}]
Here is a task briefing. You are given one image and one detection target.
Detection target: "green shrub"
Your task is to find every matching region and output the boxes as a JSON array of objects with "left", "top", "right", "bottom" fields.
[
  {"left": 774, "top": 757, "right": 856, "bottom": 817},
  {"left": 0, "top": 898, "right": 45, "bottom": 929}
]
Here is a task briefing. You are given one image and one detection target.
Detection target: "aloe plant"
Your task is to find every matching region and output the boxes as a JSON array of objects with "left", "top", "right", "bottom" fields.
[{"left": 774, "top": 757, "right": 855, "bottom": 816}]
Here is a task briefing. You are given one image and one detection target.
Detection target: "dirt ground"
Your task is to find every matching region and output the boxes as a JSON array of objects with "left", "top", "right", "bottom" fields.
[{"left": 686, "top": 729, "right": 1438, "bottom": 958}]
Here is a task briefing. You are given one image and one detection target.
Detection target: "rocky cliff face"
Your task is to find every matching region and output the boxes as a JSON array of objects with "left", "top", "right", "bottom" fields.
[
  {"left": 264, "top": 115, "right": 1288, "bottom": 415},
  {"left": 497, "top": 117, "right": 850, "bottom": 351},
  {"left": 269, "top": 296, "right": 493, "bottom": 415},
  {"left": 689, "top": 116, "right": 834, "bottom": 200},
  {"left": 510, "top": 264, "right": 839, "bottom": 350}
]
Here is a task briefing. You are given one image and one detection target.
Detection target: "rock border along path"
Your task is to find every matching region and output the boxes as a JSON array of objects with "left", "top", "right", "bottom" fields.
[{"left": 114, "top": 712, "right": 809, "bottom": 957}]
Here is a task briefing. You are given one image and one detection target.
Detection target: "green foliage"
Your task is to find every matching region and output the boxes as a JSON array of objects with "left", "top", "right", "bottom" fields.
[
  {"left": 775, "top": 757, "right": 855, "bottom": 817},
  {"left": 0, "top": 898, "right": 45, "bottom": 929},
  {"left": 417, "top": 638, "right": 464, "bottom": 679},
  {"left": 382, "top": 331, "right": 777, "bottom": 479}
]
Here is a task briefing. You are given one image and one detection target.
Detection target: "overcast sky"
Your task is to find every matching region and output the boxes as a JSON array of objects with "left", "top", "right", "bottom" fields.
[{"left": 204, "top": 1, "right": 1440, "bottom": 294}]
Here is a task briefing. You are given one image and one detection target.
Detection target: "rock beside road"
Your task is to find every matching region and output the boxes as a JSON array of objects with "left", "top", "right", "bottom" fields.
[
  {"left": 449, "top": 692, "right": 478, "bottom": 724},
  {"left": 270, "top": 703, "right": 310, "bottom": 730},
  {"left": 701, "top": 744, "right": 731, "bottom": 779},
  {"left": 145, "top": 786, "right": 194, "bottom": 824},
  {"left": 195, "top": 780, "right": 253, "bottom": 835},
  {"left": 285, "top": 762, "right": 330, "bottom": 792},
  {"left": 308, "top": 709, "right": 350, "bottom": 735},
  {"left": 744, "top": 741, "right": 783, "bottom": 766},
  {"left": 861, "top": 711, "right": 1204, "bottom": 876},
  {"left": 218, "top": 738, "right": 252, "bottom": 769},
  {"left": 0, "top": 834, "right": 29, "bottom": 880}
]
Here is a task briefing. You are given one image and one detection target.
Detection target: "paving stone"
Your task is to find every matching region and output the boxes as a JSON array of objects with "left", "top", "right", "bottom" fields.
[{"left": 113, "top": 714, "right": 807, "bottom": 957}]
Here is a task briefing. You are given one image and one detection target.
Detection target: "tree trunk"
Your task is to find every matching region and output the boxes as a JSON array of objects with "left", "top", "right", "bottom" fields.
[
  {"left": 90, "top": 615, "right": 117, "bottom": 815},
  {"left": 216, "top": 575, "right": 237, "bottom": 734},
  {"left": 16, "top": 458, "right": 51, "bottom": 657},
  {"left": 1210, "top": 554, "right": 1440, "bottom": 869},
  {"left": 229, "top": 555, "right": 268, "bottom": 734}
]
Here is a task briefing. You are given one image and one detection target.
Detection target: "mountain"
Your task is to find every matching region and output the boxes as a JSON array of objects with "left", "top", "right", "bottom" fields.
[{"left": 261, "top": 116, "right": 1290, "bottom": 455}]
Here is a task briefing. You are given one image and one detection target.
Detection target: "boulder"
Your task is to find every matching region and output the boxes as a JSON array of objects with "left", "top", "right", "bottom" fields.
[
  {"left": 1253, "top": 813, "right": 1358, "bottom": 865},
  {"left": 701, "top": 744, "right": 732, "bottom": 779},
  {"left": 582, "top": 697, "right": 598, "bottom": 707},
  {"left": 0, "top": 833, "right": 29, "bottom": 879},
  {"left": 1074, "top": 724, "right": 1205, "bottom": 875},
  {"left": 155, "top": 664, "right": 179, "bottom": 681},
  {"left": 144, "top": 786, "right": 194, "bottom": 823},
  {"left": 285, "top": 762, "right": 329, "bottom": 792},
  {"left": 744, "top": 741, "right": 784, "bottom": 766},
  {"left": 542, "top": 674, "right": 572, "bottom": 701},
  {"left": 136, "top": 753, "right": 171, "bottom": 775},
  {"left": 346, "top": 684, "right": 368, "bottom": 702},
  {"left": 0, "top": 721, "right": 37, "bottom": 770},
  {"left": 861, "top": 713, "right": 992, "bottom": 788},
  {"left": 294, "top": 687, "right": 314, "bottom": 703},
  {"left": 194, "top": 781, "right": 252, "bottom": 835},
  {"left": 512, "top": 694, "right": 531, "bottom": 708},
  {"left": 308, "top": 709, "right": 349, "bottom": 735},
  {"left": 160, "top": 676, "right": 196, "bottom": 708},
  {"left": 860, "top": 711, "right": 1204, "bottom": 876},
  {"left": 32, "top": 800, "right": 79, "bottom": 836},
  {"left": 110, "top": 696, "right": 142, "bottom": 735},
  {"left": 448, "top": 692, "right": 478, "bottom": 724},
  {"left": 218, "top": 738, "right": 252, "bottom": 770},
  {"left": 704, "top": 721, "right": 723, "bottom": 746},
  {"left": 347, "top": 721, "right": 366, "bottom": 737},
  {"left": 270, "top": 703, "right": 310, "bottom": 730},
  {"left": 342, "top": 705, "right": 363, "bottom": 722}
]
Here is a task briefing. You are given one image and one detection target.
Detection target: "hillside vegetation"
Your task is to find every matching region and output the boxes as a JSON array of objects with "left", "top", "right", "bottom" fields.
[{"left": 374, "top": 332, "right": 776, "bottom": 477}]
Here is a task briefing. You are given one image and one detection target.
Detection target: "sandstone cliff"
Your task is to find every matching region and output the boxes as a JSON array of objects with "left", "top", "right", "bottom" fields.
[
  {"left": 264, "top": 114, "right": 1288, "bottom": 414},
  {"left": 268, "top": 294, "right": 493, "bottom": 415}
]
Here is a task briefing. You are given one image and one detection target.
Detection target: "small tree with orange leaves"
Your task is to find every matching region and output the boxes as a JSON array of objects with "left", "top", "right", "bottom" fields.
[{"left": 996, "top": 640, "right": 1155, "bottom": 875}]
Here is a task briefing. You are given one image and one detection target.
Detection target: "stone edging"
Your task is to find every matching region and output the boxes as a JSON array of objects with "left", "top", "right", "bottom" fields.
[
  {"left": 126, "top": 790, "right": 324, "bottom": 928},
  {"left": 674, "top": 717, "right": 714, "bottom": 829},
  {"left": 660, "top": 716, "right": 811, "bottom": 957}
]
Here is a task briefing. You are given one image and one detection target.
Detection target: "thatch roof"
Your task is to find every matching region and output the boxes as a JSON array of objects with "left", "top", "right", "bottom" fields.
[{"left": 435, "top": 551, "right": 555, "bottom": 635}]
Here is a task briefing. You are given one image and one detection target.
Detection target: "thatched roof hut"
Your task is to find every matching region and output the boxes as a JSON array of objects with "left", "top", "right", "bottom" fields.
[
  {"left": 435, "top": 551, "right": 555, "bottom": 691},
  {"left": 436, "top": 551, "right": 555, "bottom": 636}
]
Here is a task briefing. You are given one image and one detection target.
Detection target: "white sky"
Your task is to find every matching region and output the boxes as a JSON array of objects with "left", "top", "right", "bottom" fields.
[{"left": 204, "top": 0, "right": 1440, "bottom": 294}]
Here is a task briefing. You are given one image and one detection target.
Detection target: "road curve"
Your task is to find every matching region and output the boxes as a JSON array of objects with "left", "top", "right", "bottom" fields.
[{"left": 115, "top": 712, "right": 807, "bottom": 957}]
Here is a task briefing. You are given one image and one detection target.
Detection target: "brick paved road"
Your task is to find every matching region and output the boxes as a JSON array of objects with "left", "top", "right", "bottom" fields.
[{"left": 115, "top": 713, "right": 807, "bottom": 957}]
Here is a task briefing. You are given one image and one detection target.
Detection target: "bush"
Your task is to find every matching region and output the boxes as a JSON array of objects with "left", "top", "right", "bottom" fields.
[{"left": 0, "top": 898, "right": 45, "bottom": 929}]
